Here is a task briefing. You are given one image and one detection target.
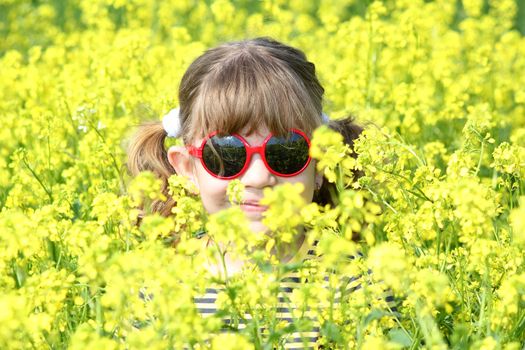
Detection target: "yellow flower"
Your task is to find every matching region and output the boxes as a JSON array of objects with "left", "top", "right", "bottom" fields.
[
  {"left": 211, "top": 334, "right": 254, "bottom": 350},
  {"left": 509, "top": 197, "right": 525, "bottom": 245},
  {"left": 367, "top": 242, "right": 410, "bottom": 293}
]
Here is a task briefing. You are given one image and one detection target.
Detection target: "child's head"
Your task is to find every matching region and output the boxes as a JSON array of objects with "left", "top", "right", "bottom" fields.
[
  {"left": 177, "top": 37, "right": 325, "bottom": 142},
  {"left": 127, "top": 37, "right": 362, "bottom": 233}
]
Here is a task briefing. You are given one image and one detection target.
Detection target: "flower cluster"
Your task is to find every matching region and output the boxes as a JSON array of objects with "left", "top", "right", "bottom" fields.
[{"left": 1, "top": 0, "right": 525, "bottom": 349}]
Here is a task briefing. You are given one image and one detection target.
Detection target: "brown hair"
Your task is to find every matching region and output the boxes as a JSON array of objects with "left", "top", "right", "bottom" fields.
[
  {"left": 179, "top": 37, "right": 324, "bottom": 140},
  {"left": 126, "top": 37, "right": 363, "bottom": 220}
]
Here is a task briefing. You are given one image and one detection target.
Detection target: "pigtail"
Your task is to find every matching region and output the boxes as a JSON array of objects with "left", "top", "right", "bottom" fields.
[
  {"left": 314, "top": 115, "right": 364, "bottom": 206},
  {"left": 313, "top": 115, "right": 366, "bottom": 242},
  {"left": 126, "top": 121, "right": 177, "bottom": 224},
  {"left": 326, "top": 116, "right": 364, "bottom": 154}
]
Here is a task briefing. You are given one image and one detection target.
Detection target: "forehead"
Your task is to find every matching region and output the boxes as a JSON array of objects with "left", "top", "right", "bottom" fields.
[
  {"left": 235, "top": 125, "right": 272, "bottom": 144},
  {"left": 184, "top": 53, "right": 321, "bottom": 142},
  {"left": 188, "top": 112, "right": 312, "bottom": 143}
]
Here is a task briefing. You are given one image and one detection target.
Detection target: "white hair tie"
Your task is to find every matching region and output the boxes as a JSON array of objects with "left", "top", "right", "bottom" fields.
[
  {"left": 162, "top": 107, "right": 182, "bottom": 138},
  {"left": 321, "top": 112, "right": 330, "bottom": 124}
]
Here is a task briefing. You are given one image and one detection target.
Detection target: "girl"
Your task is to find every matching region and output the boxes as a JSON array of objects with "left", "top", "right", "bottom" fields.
[{"left": 127, "top": 37, "right": 366, "bottom": 347}]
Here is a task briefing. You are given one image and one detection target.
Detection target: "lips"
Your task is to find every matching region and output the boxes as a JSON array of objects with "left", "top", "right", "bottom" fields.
[{"left": 236, "top": 199, "right": 268, "bottom": 213}]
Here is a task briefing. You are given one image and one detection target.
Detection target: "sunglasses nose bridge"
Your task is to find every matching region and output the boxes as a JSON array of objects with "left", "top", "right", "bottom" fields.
[
  {"left": 250, "top": 145, "right": 264, "bottom": 154},
  {"left": 242, "top": 144, "right": 265, "bottom": 170}
]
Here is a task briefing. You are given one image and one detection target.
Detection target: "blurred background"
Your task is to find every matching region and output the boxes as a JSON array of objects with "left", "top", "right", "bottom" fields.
[{"left": 1, "top": 0, "right": 525, "bottom": 55}]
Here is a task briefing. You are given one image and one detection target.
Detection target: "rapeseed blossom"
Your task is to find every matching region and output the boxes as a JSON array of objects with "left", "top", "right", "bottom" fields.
[{"left": 1, "top": 0, "right": 525, "bottom": 348}]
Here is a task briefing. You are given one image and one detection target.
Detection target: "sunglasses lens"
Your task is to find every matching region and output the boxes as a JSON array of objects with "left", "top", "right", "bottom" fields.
[
  {"left": 202, "top": 135, "right": 246, "bottom": 178},
  {"left": 265, "top": 131, "right": 310, "bottom": 175}
]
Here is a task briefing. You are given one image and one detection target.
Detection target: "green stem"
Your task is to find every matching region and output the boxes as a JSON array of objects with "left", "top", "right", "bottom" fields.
[
  {"left": 382, "top": 169, "right": 432, "bottom": 202},
  {"left": 211, "top": 240, "right": 229, "bottom": 283},
  {"left": 385, "top": 140, "right": 426, "bottom": 167},
  {"left": 474, "top": 140, "right": 485, "bottom": 176},
  {"left": 88, "top": 119, "right": 127, "bottom": 193},
  {"left": 22, "top": 157, "right": 53, "bottom": 203},
  {"left": 475, "top": 259, "right": 493, "bottom": 338},
  {"left": 365, "top": 187, "right": 398, "bottom": 214}
]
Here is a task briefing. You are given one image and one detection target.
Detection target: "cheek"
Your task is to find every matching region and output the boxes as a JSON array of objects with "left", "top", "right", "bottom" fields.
[
  {"left": 301, "top": 163, "right": 317, "bottom": 201},
  {"left": 193, "top": 164, "right": 230, "bottom": 214},
  {"left": 279, "top": 161, "right": 317, "bottom": 202}
]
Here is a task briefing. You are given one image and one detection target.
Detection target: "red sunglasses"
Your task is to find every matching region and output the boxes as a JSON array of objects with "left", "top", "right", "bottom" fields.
[{"left": 187, "top": 129, "right": 311, "bottom": 179}]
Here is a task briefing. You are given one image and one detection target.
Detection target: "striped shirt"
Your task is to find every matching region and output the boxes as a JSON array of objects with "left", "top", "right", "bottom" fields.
[{"left": 193, "top": 239, "right": 396, "bottom": 349}]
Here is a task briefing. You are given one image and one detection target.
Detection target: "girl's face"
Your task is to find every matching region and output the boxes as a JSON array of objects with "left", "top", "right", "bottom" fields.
[{"left": 169, "top": 126, "right": 321, "bottom": 234}]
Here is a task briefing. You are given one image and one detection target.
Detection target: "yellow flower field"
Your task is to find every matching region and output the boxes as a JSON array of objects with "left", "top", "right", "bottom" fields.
[{"left": 1, "top": 0, "right": 525, "bottom": 349}]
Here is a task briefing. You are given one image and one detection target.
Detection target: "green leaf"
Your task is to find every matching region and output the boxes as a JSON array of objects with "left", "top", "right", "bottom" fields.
[
  {"left": 363, "top": 308, "right": 388, "bottom": 327},
  {"left": 321, "top": 321, "right": 343, "bottom": 343},
  {"left": 388, "top": 328, "right": 412, "bottom": 347}
]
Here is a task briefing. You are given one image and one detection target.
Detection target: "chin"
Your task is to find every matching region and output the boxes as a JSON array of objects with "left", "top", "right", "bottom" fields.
[{"left": 249, "top": 221, "right": 269, "bottom": 235}]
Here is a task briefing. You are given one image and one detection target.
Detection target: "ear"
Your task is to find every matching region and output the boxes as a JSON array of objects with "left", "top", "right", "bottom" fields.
[{"left": 167, "top": 146, "right": 198, "bottom": 188}]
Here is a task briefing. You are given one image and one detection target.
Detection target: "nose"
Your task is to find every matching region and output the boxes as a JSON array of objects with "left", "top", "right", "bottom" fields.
[{"left": 239, "top": 153, "right": 277, "bottom": 189}]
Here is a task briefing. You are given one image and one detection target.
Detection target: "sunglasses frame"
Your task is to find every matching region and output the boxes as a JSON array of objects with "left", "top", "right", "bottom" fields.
[{"left": 187, "top": 128, "right": 312, "bottom": 180}]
